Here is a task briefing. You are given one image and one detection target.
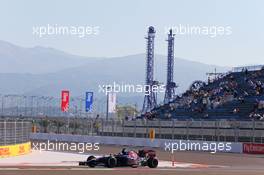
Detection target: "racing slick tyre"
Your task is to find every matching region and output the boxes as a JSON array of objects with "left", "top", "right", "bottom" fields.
[
  {"left": 87, "top": 156, "right": 96, "bottom": 168},
  {"left": 87, "top": 156, "right": 96, "bottom": 161},
  {"left": 147, "top": 158, "right": 158, "bottom": 168},
  {"left": 106, "top": 156, "right": 117, "bottom": 168},
  {"left": 131, "top": 164, "right": 138, "bottom": 168}
]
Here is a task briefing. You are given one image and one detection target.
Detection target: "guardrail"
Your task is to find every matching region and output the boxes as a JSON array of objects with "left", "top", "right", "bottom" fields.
[{"left": 0, "top": 120, "right": 31, "bottom": 146}]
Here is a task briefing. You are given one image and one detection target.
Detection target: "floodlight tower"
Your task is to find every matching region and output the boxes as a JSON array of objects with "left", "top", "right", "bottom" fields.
[
  {"left": 164, "top": 29, "right": 177, "bottom": 104},
  {"left": 142, "top": 26, "right": 157, "bottom": 113}
]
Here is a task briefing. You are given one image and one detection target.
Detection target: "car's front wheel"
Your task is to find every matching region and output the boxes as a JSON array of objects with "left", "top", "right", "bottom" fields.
[
  {"left": 87, "top": 156, "right": 96, "bottom": 168},
  {"left": 147, "top": 158, "right": 158, "bottom": 168}
]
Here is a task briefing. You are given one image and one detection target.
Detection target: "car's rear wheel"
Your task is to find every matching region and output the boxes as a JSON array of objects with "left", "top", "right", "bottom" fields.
[
  {"left": 87, "top": 156, "right": 96, "bottom": 168},
  {"left": 106, "top": 157, "right": 117, "bottom": 168},
  {"left": 87, "top": 156, "right": 96, "bottom": 161},
  {"left": 147, "top": 158, "right": 158, "bottom": 168}
]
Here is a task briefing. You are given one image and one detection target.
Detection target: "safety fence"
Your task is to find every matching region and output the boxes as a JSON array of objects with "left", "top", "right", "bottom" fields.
[
  {"left": 31, "top": 117, "right": 264, "bottom": 144},
  {"left": 0, "top": 120, "right": 31, "bottom": 146}
]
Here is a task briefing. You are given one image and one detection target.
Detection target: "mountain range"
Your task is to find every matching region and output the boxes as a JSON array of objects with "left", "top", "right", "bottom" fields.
[{"left": 0, "top": 40, "right": 229, "bottom": 106}]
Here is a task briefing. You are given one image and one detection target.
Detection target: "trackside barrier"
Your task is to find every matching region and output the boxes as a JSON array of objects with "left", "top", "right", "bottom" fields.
[
  {"left": 30, "top": 133, "right": 243, "bottom": 153},
  {"left": 0, "top": 142, "right": 31, "bottom": 158},
  {"left": 243, "top": 143, "right": 264, "bottom": 154}
]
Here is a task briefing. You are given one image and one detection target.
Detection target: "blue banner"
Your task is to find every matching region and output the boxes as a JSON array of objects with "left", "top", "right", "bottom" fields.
[{"left": 85, "top": 92, "right": 93, "bottom": 112}]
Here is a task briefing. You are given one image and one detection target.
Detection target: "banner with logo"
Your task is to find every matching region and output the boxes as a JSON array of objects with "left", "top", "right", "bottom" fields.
[
  {"left": 61, "top": 90, "right": 70, "bottom": 112},
  {"left": 243, "top": 143, "right": 264, "bottom": 154},
  {"left": 108, "top": 93, "right": 116, "bottom": 113},
  {"left": 85, "top": 92, "right": 93, "bottom": 112},
  {"left": 0, "top": 142, "right": 31, "bottom": 158}
]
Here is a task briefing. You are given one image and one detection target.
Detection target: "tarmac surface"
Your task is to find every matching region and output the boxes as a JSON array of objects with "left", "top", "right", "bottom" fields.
[{"left": 0, "top": 145, "right": 264, "bottom": 175}]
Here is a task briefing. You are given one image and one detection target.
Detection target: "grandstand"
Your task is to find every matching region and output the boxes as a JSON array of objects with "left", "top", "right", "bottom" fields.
[{"left": 149, "top": 66, "right": 264, "bottom": 120}]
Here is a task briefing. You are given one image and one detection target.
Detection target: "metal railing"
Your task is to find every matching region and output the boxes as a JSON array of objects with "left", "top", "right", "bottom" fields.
[
  {"left": 0, "top": 120, "right": 31, "bottom": 145},
  {"left": 32, "top": 117, "right": 264, "bottom": 144}
]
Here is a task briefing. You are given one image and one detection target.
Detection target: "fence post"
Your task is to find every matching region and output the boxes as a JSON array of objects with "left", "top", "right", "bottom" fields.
[
  {"left": 214, "top": 120, "right": 217, "bottom": 141},
  {"left": 186, "top": 120, "right": 189, "bottom": 140},
  {"left": 28, "top": 121, "right": 31, "bottom": 141},
  {"left": 21, "top": 120, "right": 24, "bottom": 143},
  {"left": 252, "top": 119, "right": 255, "bottom": 143},
  {"left": 91, "top": 119, "right": 94, "bottom": 136},
  {"left": 158, "top": 119, "right": 161, "bottom": 139},
  {"left": 260, "top": 122, "right": 264, "bottom": 143},
  {"left": 172, "top": 119, "right": 175, "bottom": 140},
  {"left": 133, "top": 119, "right": 136, "bottom": 138},
  {"left": 122, "top": 119, "right": 124, "bottom": 137},
  {"left": 261, "top": 123, "right": 264, "bottom": 143},
  {"left": 4, "top": 120, "right": 6, "bottom": 145},
  {"left": 235, "top": 121, "right": 239, "bottom": 142},
  {"left": 56, "top": 120, "right": 59, "bottom": 134},
  {"left": 14, "top": 120, "right": 16, "bottom": 144},
  {"left": 201, "top": 120, "right": 204, "bottom": 141},
  {"left": 111, "top": 119, "right": 114, "bottom": 137},
  {"left": 145, "top": 119, "right": 148, "bottom": 138},
  {"left": 67, "top": 116, "right": 70, "bottom": 134},
  {"left": 233, "top": 121, "right": 236, "bottom": 142},
  {"left": 217, "top": 120, "right": 220, "bottom": 142},
  {"left": 101, "top": 118, "right": 104, "bottom": 136}
]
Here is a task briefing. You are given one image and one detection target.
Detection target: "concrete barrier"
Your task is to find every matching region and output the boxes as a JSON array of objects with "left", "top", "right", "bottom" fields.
[{"left": 30, "top": 133, "right": 243, "bottom": 153}]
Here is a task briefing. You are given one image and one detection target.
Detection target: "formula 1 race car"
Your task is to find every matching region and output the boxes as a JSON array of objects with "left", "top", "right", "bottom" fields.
[{"left": 79, "top": 148, "right": 158, "bottom": 168}]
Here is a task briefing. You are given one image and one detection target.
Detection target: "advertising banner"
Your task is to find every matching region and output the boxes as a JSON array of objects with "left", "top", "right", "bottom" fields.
[
  {"left": 243, "top": 143, "right": 264, "bottom": 154},
  {"left": 85, "top": 92, "right": 93, "bottom": 112},
  {"left": 61, "top": 90, "right": 70, "bottom": 112},
  {"left": 0, "top": 142, "right": 31, "bottom": 158}
]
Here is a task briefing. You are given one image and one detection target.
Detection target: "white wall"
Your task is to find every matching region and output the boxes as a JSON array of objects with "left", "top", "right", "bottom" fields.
[{"left": 30, "top": 133, "right": 243, "bottom": 153}]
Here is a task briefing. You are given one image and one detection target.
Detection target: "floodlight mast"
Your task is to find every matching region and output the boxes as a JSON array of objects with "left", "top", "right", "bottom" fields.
[
  {"left": 164, "top": 29, "right": 176, "bottom": 104},
  {"left": 142, "top": 26, "right": 157, "bottom": 113}
]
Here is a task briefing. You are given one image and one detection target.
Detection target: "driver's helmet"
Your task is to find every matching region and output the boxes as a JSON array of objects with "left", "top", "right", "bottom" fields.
[
  {"left": 122, "top": 148, "right": 128, "bottom": 155},
  {"left": 128, "top": 150, "right": 138, "bottom": 160}
]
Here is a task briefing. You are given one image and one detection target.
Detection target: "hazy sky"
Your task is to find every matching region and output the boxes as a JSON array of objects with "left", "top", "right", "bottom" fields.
[{"left": 0, "top": 0, "right": 263, "bottom": 67}]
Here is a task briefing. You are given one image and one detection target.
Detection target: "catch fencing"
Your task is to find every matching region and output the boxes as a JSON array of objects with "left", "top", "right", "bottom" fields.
[
  {"left": 0, "top": 120, "right": 31, "bottom": 146},
  {"left": 33, "top": 117, "right": 264, "bottom": 144}
]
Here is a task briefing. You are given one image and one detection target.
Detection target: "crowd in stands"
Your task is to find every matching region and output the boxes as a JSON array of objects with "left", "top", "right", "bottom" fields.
[
  {"left": 249, "top": 99, "right": 264, "bottom": 120},
  {"left": 146, "top": 66, "right": 264, "bottom": 120}
]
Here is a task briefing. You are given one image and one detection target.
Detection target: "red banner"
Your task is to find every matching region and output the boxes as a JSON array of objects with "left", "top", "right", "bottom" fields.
[
  {"left": 243, "top": 143, "right": 264, "bottom": 154},
  {"left": 61, "top": 90, "right": 70, "bottom": 112}
]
